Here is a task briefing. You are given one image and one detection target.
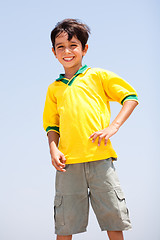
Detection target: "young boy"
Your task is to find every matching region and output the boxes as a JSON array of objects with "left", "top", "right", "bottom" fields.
[{"left": 43, "top": 19, "right": 138, "bottom": 240}]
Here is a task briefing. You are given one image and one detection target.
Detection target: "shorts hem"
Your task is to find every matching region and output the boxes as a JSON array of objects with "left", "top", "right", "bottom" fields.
[
  {"left": 55, "top": 228, "right": 87, "bottom": 236},
  {"left": 101, "top": 225, "right": 132, "bottom": 231}
]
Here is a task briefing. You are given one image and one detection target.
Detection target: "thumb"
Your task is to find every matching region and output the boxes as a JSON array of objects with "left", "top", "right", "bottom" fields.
[{"left": 60, "top": 153, "right": 66, "bottom": 164}]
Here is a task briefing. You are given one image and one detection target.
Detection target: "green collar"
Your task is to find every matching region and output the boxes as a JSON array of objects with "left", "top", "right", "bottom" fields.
[{"left": 56, "top": 65, "right": 88, "bottom": 85}]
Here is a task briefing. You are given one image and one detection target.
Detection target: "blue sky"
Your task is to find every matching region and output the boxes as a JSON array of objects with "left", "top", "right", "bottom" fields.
[{"left": 0, "top": 0, "right": 160, "bottom": 239}]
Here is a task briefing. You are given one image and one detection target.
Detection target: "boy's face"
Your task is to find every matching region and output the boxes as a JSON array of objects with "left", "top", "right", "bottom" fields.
[{"left": 52, "top": 32, "right": 88, "bottom": 71}]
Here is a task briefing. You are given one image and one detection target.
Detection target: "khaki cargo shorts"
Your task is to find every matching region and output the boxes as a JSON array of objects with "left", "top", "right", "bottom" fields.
[{"left": 54, "top": 158, "right": 132, "bottom": 235}]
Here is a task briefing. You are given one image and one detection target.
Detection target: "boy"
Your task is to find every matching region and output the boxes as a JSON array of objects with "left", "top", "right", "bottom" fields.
[{"left": 43, "top": 19, "right": 138, "bottom": 240}]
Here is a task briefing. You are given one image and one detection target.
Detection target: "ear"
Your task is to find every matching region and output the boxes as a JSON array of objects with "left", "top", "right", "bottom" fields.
[
  {"left": 82, "top": 44, "right": 88, "bottom": 57},
  {"left": 52, "top": 48, "right": 57, "bottom": 58}
]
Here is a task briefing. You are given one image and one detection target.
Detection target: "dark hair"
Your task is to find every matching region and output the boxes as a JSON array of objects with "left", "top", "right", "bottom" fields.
[{"left": 51, "top": 18, "right": 90, "bottom": 50}]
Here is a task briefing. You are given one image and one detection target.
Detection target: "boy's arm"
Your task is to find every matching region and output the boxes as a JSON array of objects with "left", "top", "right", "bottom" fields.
[
  {"left": 47, "top": 131, "right": 66, "bottom": 172},
  {"left": 89, "top": 100, "right": 138, "bottom": 146}
]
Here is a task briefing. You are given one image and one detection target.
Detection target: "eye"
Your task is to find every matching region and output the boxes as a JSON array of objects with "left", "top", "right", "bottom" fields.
[
  {"left": 71, "top": 44, "right": 77, "bottom": 47},
  {"left": 57, "top": 45, "right": 64, "bottom": 49}
]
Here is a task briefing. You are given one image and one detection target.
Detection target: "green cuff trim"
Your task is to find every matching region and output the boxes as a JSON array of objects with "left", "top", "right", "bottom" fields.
[
  {"left": 46, "top": 126, "right": 59, "bottom": 133},
  {"left": 121, "top": 95, "right": 138, "bottom": 105}
]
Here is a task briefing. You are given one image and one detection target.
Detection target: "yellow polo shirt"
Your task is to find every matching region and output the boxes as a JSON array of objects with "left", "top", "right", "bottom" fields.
[{"left": 43, "top": 65, "right": 138, "bottom": 164}]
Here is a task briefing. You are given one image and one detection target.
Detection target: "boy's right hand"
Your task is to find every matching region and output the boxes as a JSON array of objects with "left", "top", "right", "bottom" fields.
[
  {"left": 47, "top": 131, "right": 66, "bottom": 172},
  {"left": 50, "top": 148, "right": 66, "bottom": 172}
]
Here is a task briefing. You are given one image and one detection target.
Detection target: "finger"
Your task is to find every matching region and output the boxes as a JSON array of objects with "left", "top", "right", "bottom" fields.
[
  {"left": 52, "top": 159, "right": 60, "bottom": 170},
  {"left": 104, "top": 136, "right": 109, "bottom": 146},
  {"left": 55, "top": 157, "right": 65, "bottom": 168},
  {"left": 98, "top": 134, "right": 105, "bottom": 146},
  {"left": 91, "top": 132, "right": 102, "bottom": 142},
  {"left": 53, "top": 157, "right": 66, "bottom": 172},
  {"left": 89, "top": 131, "right": 101, "bottom": 139},
  {"left": 52, "top": 161, "right": 66, "bottom": 172},
  {"left": 60, "top": 154, "right": 66, "bottom": 164},
  {"left": 59, "top": 167, "right": 66, "bottom": 172},
  {"left": 89, "top": 132, "right": 95, "bottom": 139}
]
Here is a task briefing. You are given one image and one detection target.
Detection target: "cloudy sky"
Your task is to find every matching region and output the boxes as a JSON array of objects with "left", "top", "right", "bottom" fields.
[{"left": 0, "top": 0, "right": 160, "bottom": 239}]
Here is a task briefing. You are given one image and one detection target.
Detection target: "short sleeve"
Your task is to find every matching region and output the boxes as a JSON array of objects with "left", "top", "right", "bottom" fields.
[
  {"left": 43, "top": 85, "right": 60, "bottom": 134},
  {"left": 98, "top": 69, "right": 139, "bottom": 105}
]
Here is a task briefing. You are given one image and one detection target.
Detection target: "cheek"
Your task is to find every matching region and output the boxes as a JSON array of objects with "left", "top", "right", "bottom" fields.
[
  {"left": 74, "top": 49, "right": 83, "bottom": 57},
  {"left": 56, "top": 52, "right": 63, "bottom": 59}
]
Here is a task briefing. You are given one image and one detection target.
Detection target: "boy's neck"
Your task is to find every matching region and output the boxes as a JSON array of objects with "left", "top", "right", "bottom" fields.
[{"left": 64, "top": 64, "right": 82, "bottom": 79}]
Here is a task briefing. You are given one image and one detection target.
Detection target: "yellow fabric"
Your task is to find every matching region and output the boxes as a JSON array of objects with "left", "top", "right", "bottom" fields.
[{"left": 43, "top": 67, "right": 138, "bottom": 164}]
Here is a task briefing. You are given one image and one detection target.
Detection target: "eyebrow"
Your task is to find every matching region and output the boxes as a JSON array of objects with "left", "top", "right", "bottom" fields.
[
  {"left": 55, "top": 41, "right": 78, "bottom": 47},
  {"left": 55, "top": 42, "right": 63, "bottom": 47},
  {"left": 70, "top": 41, "right": 78, "bottom": 43}
]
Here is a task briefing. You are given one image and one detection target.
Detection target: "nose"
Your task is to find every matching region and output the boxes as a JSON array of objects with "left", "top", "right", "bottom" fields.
[{"left": 64, "top": 47, "right": 71, "bottom": 54}]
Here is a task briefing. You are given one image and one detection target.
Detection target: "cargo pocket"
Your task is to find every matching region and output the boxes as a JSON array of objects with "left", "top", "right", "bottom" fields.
[
  {"left": 114, "top": 187, "right": 129, "bottom": 221},
  {"left": 54, "top": 195, "right": 65, "bottom": 226}
]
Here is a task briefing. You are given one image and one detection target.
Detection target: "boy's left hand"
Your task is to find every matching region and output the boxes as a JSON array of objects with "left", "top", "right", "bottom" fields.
[
  {"left": 89, "top": 100, "right": 138, "bottom": 146},
  {"left": 89, "top": 124, "right": 119, "bottom": 146}
]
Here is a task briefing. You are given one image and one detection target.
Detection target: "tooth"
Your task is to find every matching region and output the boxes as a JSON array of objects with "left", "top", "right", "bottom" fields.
[{"left": 64, "top": 57, "right": 73, "bottom": 60}]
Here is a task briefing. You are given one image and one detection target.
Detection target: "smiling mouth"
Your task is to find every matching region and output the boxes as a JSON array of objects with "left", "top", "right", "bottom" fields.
[{"left": 63, "top": 57, "right": 74, "bottom": 62}]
